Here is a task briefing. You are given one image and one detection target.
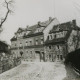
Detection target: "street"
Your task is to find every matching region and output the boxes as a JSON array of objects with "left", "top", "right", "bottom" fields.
[
  {"left": 0, "top": 62, "right": 67, "bottom": 80},
  {"left": 0, "top": 61, "right": 80, "bottom": 80}
]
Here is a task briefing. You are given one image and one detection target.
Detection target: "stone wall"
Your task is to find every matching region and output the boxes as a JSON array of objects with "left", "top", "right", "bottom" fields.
[{"left": 0, "top": 54, "right": 21, "bottom": 74}]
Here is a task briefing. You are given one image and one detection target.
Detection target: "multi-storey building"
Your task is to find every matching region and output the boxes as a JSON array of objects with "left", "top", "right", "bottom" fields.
[
  {"left": 44, "top": 20, "right": 80, "bottom": 62},
  {"left": 11, "top": 17, "right": 59, "bottom": 62}
]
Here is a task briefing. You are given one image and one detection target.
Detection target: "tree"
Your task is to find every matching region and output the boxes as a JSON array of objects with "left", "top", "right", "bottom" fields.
[
  {"left": 0, "top": 0, "right": 13, "bottom": 32},
  {"left": 73, "top": 29, "right": 80, "bottom": 50}
]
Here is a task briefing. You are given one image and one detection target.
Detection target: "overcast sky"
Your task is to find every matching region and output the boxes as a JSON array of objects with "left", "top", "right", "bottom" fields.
[{"left": 0, "top": 0, "right": 80, "bottom": 44}]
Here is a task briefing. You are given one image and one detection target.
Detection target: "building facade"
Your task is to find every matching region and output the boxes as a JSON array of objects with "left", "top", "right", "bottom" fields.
[
  {"left": 11, "top": 18, "right": 80, "bottom": 62},
  {"left": 11, "top": 17, "right": 59, "bottom": 62},
  {"left": 44, "top": 20, "right": 80, "bottom": 62}
]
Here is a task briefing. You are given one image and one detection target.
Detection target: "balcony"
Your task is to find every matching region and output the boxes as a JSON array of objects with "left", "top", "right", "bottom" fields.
[
  {"left": 11, "top": 47, "right": 18, "bottom": 50},
  {"left": 24, "top": 44, "right": 44, "bottom": 49}
]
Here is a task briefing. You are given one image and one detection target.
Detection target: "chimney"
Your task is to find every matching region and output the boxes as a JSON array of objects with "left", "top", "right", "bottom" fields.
[
  {"left": 72, "top": 20, "right": 76, "bottom": 27},
  {"left": 26, "top": 25, "right": 29, "bottom": 29},
  {"left": 38, "top": 21, "right": 41, "bottom": 25},
  {"left": 49, "top": 17, "right": 52, "bottom": 21}
]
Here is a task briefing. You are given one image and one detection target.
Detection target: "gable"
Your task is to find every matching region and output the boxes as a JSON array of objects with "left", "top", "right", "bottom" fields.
[{"left": 43, "top": 18, "right": 60, "bottom": 41}]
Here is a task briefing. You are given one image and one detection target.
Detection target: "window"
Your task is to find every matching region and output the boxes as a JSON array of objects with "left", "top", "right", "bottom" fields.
[
  {"left": 36, "top": 40, "right": 38, "bottom": 45},
  {"left": 60, "top": 55, "right": 63, "bottom": 60},
  {"left": 26, "top": 41, "right": 28, "bottom": 46},
  {"left": 15, "top": 44, "right": 17, "bottom": 46},
  {"left": 57, "top": 45, "right": 59, "bottom": 49},
  {"left": 49, "top": 46, "right": 51, "bottom": 49},
  {"left": 49, "top": 55, "right": 51, "bottom": 59},
  {"left": 41, "top": 37, "right": 43, "bottom": 44},
  {"left": 57, "top": 55, "right": 59, "bottom": 60},
  {"left": 30, "top": 51, "right": 32, "bottom": 58},
  {"left": 20, "top": 43, "right": 22, "bottom": 47},
  {"left": 36, "top": 38, "right": 38, "bottom": 45},
  {"left": 54, "top": 34, "right": 56, "bottom": 38},
  {"left": 30, "top": 41, "right": 32, "bottom": 45},
  {"left": 48, "top": 36, "right": 49, "bottom": 40},
  {"left": 30, "top": 51, "right": 32, "bottom": 54},
  {"left": 50, "top": 35, "right": 52, "bottom": 40},
  {"left": 26, "top": 51, "right": 28, "bottom": 53}
]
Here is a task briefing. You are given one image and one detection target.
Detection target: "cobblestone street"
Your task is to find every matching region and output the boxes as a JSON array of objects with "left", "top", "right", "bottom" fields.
[{"left": 0, "top": 62, "right": 79, "bottom": 80}]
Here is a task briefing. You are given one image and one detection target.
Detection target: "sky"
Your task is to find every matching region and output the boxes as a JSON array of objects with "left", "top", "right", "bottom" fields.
[{"left": 0, "top": 0, "right": 80, "bottom": 44}]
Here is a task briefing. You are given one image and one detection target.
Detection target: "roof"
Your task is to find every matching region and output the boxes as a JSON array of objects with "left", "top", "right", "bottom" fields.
[
  {"left": 23, "top": 17, "right": 55, "bottom": 38},
  {"left": 45, "top": 21, "right": 74, "bottom": 45},
  {"left": 45, "top": 30, "right": 72, "bottom": 45},
  {"left": 11, "top": 37, "right": 17, "bottom": 41},
  {"left": 0, "top": 41, "right": 8, "bottom": 47},
  {"left": 49, "top": 22, "right": 72, "bottom": 34}
]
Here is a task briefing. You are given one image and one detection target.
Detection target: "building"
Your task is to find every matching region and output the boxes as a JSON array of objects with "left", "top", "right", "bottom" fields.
[
  {"left": 11, "top": 17, "right": 59, "bottom": 61},
  {"left": 44, "top": 20, "right": 80, "bottom": 62}
]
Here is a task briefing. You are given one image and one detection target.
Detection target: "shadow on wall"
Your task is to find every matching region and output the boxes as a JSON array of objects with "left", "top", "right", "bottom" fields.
[
  {"left": 63, "top": 64, "right": 80, "bottom": 80},
  {"left": 65, "top": 49, "right": 80, "bottom": 70}
]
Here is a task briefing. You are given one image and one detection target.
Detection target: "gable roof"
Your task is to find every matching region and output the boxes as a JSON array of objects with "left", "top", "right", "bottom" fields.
[{"left": 23, "top": 17, "right": 55, "bottom": 38}]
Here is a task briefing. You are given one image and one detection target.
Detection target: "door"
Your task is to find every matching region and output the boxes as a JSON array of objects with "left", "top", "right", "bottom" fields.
[{"left": 35, "top": 51, "right": 40, "bottom": 62}]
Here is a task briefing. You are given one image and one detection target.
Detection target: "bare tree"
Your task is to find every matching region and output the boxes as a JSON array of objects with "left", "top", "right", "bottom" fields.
[{"left": 0, "top": 0, "right": 13, "bottom": 32}]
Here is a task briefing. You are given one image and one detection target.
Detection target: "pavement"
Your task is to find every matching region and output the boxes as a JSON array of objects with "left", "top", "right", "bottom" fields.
[{"left": 0, "top": 61, "right": 79, "bottom": 80}]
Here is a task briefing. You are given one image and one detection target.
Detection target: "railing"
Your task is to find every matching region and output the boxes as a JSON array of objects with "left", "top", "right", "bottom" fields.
[
  {"left": 72, "top": 63, "right": 80, "bottom": 75},
  {"left": 24, "top": 44, "right": 44, "bottom": 49},
  {"left": 11, "top": 47, "right": 18, "bottom": 50}
]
